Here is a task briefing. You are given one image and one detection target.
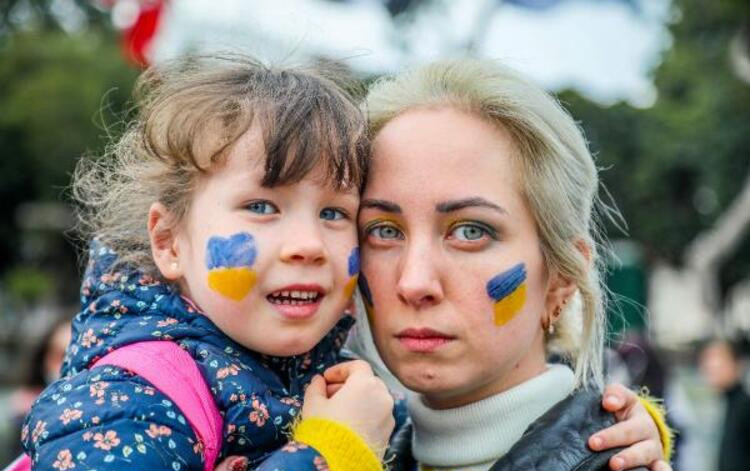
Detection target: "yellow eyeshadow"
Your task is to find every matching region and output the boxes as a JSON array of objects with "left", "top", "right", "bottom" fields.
[{"left": 362, "top": 216, "right": 401, "bottom": 230}]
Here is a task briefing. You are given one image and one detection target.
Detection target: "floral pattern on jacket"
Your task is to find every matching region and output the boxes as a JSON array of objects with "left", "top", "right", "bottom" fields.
[{"left": 22, "top": 243, "right": 355, "bottom": 470}]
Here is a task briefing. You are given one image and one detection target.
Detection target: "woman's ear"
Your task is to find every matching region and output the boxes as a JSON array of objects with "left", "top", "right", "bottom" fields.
[
  {"left": 544, "top": 239, "right": 591, "bottom": 324},
  {"left": 148, "top": 202, "right": 184, "bottom": 280}
]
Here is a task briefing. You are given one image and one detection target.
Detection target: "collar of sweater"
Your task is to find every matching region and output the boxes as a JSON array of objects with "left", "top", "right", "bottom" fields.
[{"left": 409, "top": 364, "right": 576, "bottom": 468}]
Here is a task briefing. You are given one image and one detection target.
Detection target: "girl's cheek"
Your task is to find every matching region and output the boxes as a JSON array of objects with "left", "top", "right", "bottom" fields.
[
  {"left": 343, "top": 246, "right": 360, "bottom": 300},
  {"left": 205, "top": 232, "right": 259, "bottom": 302},
  {"left": 485, "top": 263, "right": 527, "bottom": 327}
]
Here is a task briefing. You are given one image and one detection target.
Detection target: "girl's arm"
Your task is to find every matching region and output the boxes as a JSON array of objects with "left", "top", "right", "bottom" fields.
[
  {"left": 23, "top": 367, "right": 205, "bottom": 470},
  {"left": 589, "top": 383, "right": 673, "bottom": 471}
]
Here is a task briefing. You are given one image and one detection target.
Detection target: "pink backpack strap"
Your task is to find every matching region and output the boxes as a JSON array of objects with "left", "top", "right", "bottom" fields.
[{"left": 92, "top": 341, "right": 224, "bottom": 471}]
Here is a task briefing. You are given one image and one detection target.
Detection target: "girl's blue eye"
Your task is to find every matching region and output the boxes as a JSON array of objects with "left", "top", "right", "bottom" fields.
[
  {"left": 450, "top": 224, "right": 489, "bottom": 241},
  {"left": 320, "top": 208, "right": 347, "bottom": 221},
  {"left": 369, "top": 225, "right": 404, "bottom": 240},
  {"left": 246, "top": 201, "right": 278, "bottom": 215}
]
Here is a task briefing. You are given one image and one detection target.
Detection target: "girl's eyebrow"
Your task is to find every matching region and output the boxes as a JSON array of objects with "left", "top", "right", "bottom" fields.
[
  {"left": 436, "top": 197, "right": 508, "bottom": 215},
  {"left": 360, "top": 199, "right": 402, "bottom": 214}
]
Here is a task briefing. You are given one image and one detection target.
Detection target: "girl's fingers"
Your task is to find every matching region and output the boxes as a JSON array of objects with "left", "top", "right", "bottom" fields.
[
  {"left": 602, "top": 383, "right": 635, "bottom": 415},
  {"left": 213, "top": 456, "right": 248, "bottom": 471},
  {"left": 608, "top": 440, "right": 663, "bottom": 471},
  {"left": 589, "top": 414, "right": 652, "bottom": 450},
  {"left": 326, "top": 382, "right": 344, "bottom": 397},
  {"left": 651, "top": 459, "right": 673, "bottom": 471},
  {"left": 323, "top": 360, "right": 373, "bottom": 383},
  {"left": 303, "top": 375, "right": 328, "bottom": 404}
]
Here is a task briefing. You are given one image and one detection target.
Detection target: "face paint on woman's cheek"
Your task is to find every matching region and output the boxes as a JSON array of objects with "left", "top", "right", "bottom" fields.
[
  {"left": 486, "top": 263, "right": 527, "bottom": 326},
  {"left": 357, "top": 273, "right": 375, "bottom": 322},
  {"left": 205, "top": 232, "right": 258, "bottom": 301},
  {"left": 343, "top": 247, "right": 360, "bottom": 299}
]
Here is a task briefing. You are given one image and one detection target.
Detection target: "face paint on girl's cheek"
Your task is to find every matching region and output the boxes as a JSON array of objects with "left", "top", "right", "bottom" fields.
[
  {"left": 486, "top": 263, "right": 527, "bottom": 326},
  {"left": 357, "top": 274, "right": 375, "bottom": 322},
  {"left": 205, "top": 232, "right": 258, "bottom": 301},
  {"left": 343, "top": 247, "right": 360, "bottom": 299}
]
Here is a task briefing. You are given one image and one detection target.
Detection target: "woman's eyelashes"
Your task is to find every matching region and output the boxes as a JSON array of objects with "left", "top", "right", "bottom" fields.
[
  {"left": 363, "top": 219, "right": 405, "bottom": 242},
  {"left": 362, "top": 218, "right": 498, "bottom": 248},
  {"left": 447, "top": 221, "right": 498, "bottom": 244}
]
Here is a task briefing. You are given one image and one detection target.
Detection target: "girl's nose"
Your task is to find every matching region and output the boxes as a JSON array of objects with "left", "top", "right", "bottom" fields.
[{"left": 279, "top": 222, "right": 327, "bottom": 265}]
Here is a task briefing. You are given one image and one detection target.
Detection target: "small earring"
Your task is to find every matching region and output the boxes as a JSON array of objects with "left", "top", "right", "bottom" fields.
[
  {"left": 548, "top": 322, "right": 555, "bottom": 335},
  {"left": 170, "top": 261, "right": 178, "bottom": 271}
]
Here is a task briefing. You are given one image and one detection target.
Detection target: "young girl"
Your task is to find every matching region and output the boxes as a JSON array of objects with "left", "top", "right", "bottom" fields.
[
  {"left": 22, "top": 54, "right": 667, "bottom": 471},
  {"left": 21, "top": 55, "right": 394, "bottom": 471}
]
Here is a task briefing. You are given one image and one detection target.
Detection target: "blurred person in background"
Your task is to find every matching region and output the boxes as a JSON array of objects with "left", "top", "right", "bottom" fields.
[
  {"left": 699, "top": 339, "right": 750, "bottom": 471},
  {"left": 0, "top": 317, "right": 71, "bottom": 464}
]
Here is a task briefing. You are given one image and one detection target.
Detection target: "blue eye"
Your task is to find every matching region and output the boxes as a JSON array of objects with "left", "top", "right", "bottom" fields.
[
  {"left": 450, "top": 224, "right": 490, "bottom": 241},
  {"left": 246, "top": 200, "right": 278, "bottom": 215},
  {"left": 320, "top": 208, "right": 347, "bottom": 221},
  {"left": 369, "top": 224, "right": 404, "bottom": 240}
]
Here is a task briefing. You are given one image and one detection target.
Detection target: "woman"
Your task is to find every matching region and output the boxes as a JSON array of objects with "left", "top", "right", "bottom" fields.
[{"left": 350, "top": 58, "right": 670, "bottom": 471}]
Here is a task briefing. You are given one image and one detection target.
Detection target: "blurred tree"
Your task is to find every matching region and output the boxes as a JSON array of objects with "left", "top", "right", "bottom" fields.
[
  {"left": 559, "top": 0, "right": 750, "bottom": 316},
  {"left": 0, "top": 30, "right": 137, "bottom": 299},
  {"left": 0, "top": 0, "right": 109, "bottom": 34}
]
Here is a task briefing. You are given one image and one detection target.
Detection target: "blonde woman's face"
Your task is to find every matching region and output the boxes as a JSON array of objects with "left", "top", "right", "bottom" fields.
[{"left": 360, "top": 108, "right": 552, "bottom": 408}]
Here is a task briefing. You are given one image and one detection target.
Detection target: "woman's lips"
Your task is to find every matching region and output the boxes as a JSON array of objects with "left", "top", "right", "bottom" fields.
[{"left": 395, "top": 328, "right": 456, "bottom": 353}]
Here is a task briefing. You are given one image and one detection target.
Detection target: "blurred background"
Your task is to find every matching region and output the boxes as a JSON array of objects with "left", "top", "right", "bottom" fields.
[{"left": 0, "top": 0, "right": 748, "bottom": 469}]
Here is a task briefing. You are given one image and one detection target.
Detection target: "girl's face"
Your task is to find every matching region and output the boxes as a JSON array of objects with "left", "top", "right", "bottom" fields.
[
  {"left": 161, "top": 126, "right": 360, "bottom": 357},
  {"left": 360, "top": 107, "right": 557, "bottom": 409}
]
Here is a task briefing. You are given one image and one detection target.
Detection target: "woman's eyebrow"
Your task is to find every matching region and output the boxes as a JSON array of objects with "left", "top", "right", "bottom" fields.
[
  {"left": 435, "top": 197, "right": 508, "bottom": 215},
  {"left": 360, "top": 199, "right": 402, "bottom": 214}
]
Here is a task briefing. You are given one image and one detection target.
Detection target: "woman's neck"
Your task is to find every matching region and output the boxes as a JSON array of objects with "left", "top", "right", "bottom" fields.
[{"left": 409, "top": 363, "right": 577, "bottom": 470}]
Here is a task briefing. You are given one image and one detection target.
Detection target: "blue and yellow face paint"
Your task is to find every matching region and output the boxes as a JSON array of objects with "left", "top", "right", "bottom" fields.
[
  {"left": 205, "top": 232, "right": 258, "bottom": 301},
  {"left": 358, "top": 274, "right": 375, "bottom": 322},
  {"left": 343, "top": 247, "right": 360, "bottom": 300},
  {"left": 486, "top": 263, "right": 527, "bottom": 326}
]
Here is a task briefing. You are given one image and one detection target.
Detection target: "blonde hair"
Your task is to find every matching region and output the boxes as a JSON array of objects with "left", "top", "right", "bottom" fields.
[
  {"left": 73, "top": 54, "right": 368, "bottom": 277},
  {"left": 363, "top": 59, "right": 609, "bottom": 387}
]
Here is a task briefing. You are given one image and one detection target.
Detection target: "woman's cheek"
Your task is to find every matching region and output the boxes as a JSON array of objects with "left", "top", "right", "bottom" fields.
[{"left": 485, "top": 263, "right": 527, "bottom": 327}]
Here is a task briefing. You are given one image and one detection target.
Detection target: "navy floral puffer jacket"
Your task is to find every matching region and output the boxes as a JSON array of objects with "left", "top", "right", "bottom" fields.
[{"left": 22, "top": 244, "right": 355, "bottom": 470}]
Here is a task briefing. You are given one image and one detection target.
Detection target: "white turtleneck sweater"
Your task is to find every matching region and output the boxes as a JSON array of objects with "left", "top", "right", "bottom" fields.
[{"left": 408, "top": 364, "right": 576, "bottom": 471}]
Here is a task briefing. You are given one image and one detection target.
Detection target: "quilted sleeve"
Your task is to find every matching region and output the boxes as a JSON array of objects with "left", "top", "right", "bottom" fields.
[{"left": 22, "top": 365, "right": 205, "bottom": 471}]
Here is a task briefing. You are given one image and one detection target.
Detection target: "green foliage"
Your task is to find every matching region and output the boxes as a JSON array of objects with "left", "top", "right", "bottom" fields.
[
  {"left": 3, "top": 266, "right": 55, "bottom": 305},
  {"left": 0, "top": 30, "right": 137, "bottom": 274},
  {"left": 559, "top": 0, "right": 750, "bottom": 296},
  {"left": 0, "top": 0, "right": 109, "bottom": 34}
]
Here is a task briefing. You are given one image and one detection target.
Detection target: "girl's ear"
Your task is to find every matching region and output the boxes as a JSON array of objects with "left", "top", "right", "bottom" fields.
[{"left": 148, "top": 202, "right": 184, "bottom": 280}]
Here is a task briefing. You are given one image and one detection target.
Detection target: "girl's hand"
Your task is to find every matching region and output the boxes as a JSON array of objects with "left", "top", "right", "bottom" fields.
[
  {"left": 303, "top": 360, "right": 395, "bottom": 457},
  {"left": 589, "top": 383, "right": 672, "bottom": 471},
  {"left": 213, "top": 456, "right": 247, "bottom": 471}
]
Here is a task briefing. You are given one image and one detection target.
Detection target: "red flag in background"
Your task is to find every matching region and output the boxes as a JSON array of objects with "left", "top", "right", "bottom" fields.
[{"left": 122, "top": 0, "right": 164, "bottom": 67}]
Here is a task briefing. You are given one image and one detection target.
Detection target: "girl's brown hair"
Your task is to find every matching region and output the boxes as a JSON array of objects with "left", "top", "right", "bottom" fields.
[{"left": 73, "top": 54, "right": 368, "bottom": 276}]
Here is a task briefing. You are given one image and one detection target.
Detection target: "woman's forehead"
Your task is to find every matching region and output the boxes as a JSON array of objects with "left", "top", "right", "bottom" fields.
[{"left": 365, "top": 108, "right": 523, "bottom": 208}]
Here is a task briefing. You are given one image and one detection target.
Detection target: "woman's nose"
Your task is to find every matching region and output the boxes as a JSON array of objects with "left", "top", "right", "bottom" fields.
[{"left": 396, "top": 242, "right": 444, "bottom": 309}]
